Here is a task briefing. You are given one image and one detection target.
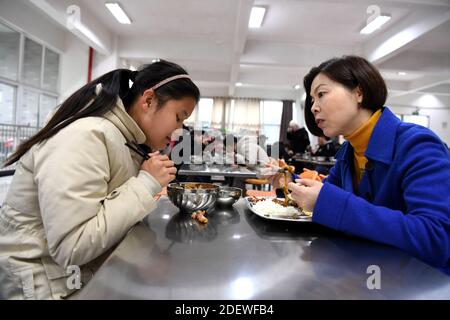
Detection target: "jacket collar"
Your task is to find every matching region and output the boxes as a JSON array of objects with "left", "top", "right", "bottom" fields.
[
  {"left": 104, "top": 98, "right": 147, "bottom": 145},
  {"left": 334, "top": 107, "right": 400, "bottom": 165}
]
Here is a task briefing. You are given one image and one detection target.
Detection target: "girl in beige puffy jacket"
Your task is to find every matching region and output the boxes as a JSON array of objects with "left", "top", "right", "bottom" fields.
[{"left": 0, "top": 60, "right": 199, "bottom": 299}]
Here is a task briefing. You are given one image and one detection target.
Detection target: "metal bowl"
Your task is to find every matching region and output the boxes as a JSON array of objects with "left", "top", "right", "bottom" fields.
[
  {"left": 216, "top": 187, "right": 242, "bottom": 206},
  {"left": 167, "top": 182, "right": 219, "bottom": 213}
]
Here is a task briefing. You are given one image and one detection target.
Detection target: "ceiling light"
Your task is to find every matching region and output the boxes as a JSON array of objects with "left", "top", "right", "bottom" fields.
[
  {"left": 152, "top": 58, "right": 160, "bottom": 63},
  {"left": 249, "top": 6, "right": 266, "bottom": 28},
  {"left": 294, "top": 84, "right": 301, "bottom": 90},
  {"left": 235, "top": 82, "right": 243, "bottom": 87},
  {"left": 398, "top": 71, "right": 407, "bottom": 76},
  {"left": 360, "top": 15, "right": 391, "bottom": 34},
  {"left": 105, "top": 3, "right": 131, "bottom": 24}
]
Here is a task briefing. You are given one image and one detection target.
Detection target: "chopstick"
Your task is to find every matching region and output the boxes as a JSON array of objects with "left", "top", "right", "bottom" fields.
[
  {"left": 125, "top": 142, "right": 181, "bottom": 185},
  {"left": 125, "top": 142, "right": 150, "bottom": 160}
]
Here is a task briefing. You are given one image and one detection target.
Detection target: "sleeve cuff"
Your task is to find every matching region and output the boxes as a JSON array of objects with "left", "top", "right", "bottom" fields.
[
  {"left": 137, "top": 170, "right": 162, "bottom": 196},
  {"left": 312, "top": 182, "right": 350, "bottom": 229}
]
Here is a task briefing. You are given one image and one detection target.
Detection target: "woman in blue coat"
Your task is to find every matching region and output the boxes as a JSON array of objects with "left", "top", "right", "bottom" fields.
[{"left": 285, "top": 56, "right": 450, "bottom": 274}]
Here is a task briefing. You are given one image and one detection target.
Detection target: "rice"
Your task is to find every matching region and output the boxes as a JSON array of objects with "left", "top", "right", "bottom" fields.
[{"left": 251, "top": 199, "right": 300, "bottom": 216}]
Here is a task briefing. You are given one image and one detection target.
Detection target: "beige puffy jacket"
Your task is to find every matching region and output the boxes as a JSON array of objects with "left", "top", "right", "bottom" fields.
[{"left": 0, "top": 98, "right": 162, "bottom": 299}]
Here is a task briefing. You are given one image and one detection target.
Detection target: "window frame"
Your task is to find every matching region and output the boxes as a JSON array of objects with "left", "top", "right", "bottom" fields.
[{"left": 0, "top": 18, "right": 61, "bottom": 127}]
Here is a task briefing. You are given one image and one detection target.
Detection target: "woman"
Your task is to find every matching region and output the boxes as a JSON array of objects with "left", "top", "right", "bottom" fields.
[
  {"left": 0, "top": 60, "right": 200, "bottom": 299},
  {"left": 277, "top": 56, "right": 450, "bottom": 274}
]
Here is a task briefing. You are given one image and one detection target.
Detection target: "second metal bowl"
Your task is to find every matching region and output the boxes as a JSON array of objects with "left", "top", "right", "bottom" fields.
[{"left": 216, "top": 186, "right": 242, "bottom": 206}]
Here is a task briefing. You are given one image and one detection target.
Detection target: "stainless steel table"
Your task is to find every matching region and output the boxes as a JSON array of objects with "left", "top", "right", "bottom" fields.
[
  {"left": 77, "top": 197, "right": 450, "bottom": 299},
  {"left": 178, "top": 164, "right": 258, "bottom": 179},
  {"left": 291, "top": 157, "right": 336, "bottom": 167}
]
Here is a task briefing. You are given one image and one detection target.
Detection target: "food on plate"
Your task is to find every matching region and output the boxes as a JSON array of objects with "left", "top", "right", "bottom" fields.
[
  {"left": 191, "top": 210, "right": 208, "bottom": 224},
  {"left": 250, "top": 198, "right": 302, "bottom": 218}
]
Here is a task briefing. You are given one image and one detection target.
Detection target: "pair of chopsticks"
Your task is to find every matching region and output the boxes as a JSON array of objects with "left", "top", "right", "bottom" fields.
[{"left": 125, "top": 142, "right": 150, "bottom": 160}]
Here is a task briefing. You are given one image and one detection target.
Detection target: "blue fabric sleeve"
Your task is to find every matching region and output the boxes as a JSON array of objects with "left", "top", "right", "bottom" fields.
[{"left": 313, "top": 130, "right": 450, "bottom": 268}]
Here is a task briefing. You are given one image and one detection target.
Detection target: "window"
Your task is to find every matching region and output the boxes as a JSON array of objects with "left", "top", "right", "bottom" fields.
[
  {"left": 0, "top": 23, "right": 20, "bottom": 81},
  {"left": 17, "top": 88, "right": 39, "bottom": 126},
  {"left": 39, "top": 94, "right": 57, "bottom": 127},
  {"left": 260, "top": 100, "right": 283, "bottom": 145},
  {"left": 184, "top": 98, "right": 214, "bottom": 129},
  {"left": 197, "top": 98, "right": 213, "bottom": 128},
  {"left": 22, "top": 38, "right": 43, "bottom": 88},
  {"left": 0, "top": 83, "right": 16, "bottom": 124},
  {"left": 43, "top": 48, "right": 59, "bottom": 92},
  {"left": 0, "top": 21, "right": 59, "bottom": 128}
]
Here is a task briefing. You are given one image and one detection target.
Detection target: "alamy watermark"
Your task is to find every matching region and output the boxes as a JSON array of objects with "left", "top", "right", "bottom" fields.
[
  {"left": 66, "top": 265, "right": 82, "bottom": 290},
  {"left": 366, "top": 264, "right": 381, "bottom": 290},
  {"left": 66, "top": 5, "right": 81, "bottom": 30},
  {"left": 164, "top": 128, "right": 277, "bottom": 166}
]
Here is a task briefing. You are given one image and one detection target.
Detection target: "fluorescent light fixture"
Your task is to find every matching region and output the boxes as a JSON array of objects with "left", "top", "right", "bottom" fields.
[
  {"left": 398, "top": 71, "right": 407, "bottom": 76},
  {"left": 235, "top": 82, "right": 243, "bottom": 87},
  {"left": 360, "top": 15, "right": 391, "bottom": 34},
  {"left": 294, "top": 84, "right": 301, "bottom": 90},
  {"left": 105, "top": 3, "right": 131, "bottom": 24},
  {"left": 152, "top": 58, "right": 160, "bottom": 63},
  {"left": 249, "top": 6, "right": 266, "bottom": 28}
]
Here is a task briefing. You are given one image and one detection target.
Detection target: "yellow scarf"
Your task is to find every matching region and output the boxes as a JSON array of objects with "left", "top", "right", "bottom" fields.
[{"left": 344, "top": 109, "right": 382, "bottom": 188}]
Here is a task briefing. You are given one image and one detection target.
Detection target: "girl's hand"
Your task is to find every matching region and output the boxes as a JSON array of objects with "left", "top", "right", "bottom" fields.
[
  {"left": 140, "top": 151, "right": 177, "bottom": 187},
  {"left": 288, "top": 179, "right": 323, "bottom": 212}
]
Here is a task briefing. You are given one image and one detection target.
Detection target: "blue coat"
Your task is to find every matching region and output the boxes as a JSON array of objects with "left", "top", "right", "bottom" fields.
[{"left": 313, "top": 107, "right": 450, "bottom": 274}]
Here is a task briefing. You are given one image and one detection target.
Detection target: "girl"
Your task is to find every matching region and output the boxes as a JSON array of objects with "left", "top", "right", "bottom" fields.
[
  {"left": 0, "top": 60, "right": 200, "bottom": 299},
  {"left": 278, "top": 56, "right": 450, "bottom": 274}
]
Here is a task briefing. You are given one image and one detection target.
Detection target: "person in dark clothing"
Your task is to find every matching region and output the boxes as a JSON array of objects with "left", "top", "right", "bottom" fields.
[
  {"left": 286, "top": 120, "right": 310, "bottom": 155},
  {"left": 313, "top": 135, "right": 339, "bottom": 158}
]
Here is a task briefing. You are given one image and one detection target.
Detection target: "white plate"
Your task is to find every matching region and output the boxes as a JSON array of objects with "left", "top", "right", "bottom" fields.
[{"left": 244, "top": 197, "right": 312, "bottom": 222}]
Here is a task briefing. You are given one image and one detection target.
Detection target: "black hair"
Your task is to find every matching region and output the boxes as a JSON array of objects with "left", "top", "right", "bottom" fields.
[
  {"left": 5, "top": 60, "right": 200, "bottom": 166},
  {"left": 303, "top": 55, "right": 387, "bottom": 136}
]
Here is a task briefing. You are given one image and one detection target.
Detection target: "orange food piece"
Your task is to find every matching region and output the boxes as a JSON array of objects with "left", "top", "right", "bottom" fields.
[
  {"left": 299, "top": 168, "right": 325, "bottom": 182},
  {"left": 191, "top": 210, "right": 208, "bottom": 224}
]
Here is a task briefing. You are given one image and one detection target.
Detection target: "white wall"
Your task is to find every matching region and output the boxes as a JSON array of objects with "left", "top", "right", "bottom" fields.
[
  {"left": 387, "top": 93, "right": 450, "bottom": 145},
  {"left": 389, "top": 105, "right": 450, "bottom": 145},
  {"left": 92, "top": 37, "right": 120, "bottom": 80},
  {"left": 58, "top": 33, "right": 89, "bottom": 102}
]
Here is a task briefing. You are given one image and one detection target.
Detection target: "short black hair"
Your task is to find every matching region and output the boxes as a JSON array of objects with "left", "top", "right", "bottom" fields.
[{"left": 303, "top": 55, "right": 388, "bottom": 137}]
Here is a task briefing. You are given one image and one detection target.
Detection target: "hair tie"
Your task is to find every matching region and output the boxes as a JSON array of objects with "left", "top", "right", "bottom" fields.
[{"left": 95, "top": 83, "right": 103, "bottom": 95}]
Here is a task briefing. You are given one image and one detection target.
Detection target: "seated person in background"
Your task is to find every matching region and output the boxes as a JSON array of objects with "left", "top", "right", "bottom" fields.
[
  {"left": 190, "top": 129, "right": 213, "bottom": 157},
  {"left": 270, "top": 141, "right": 290, "bottom": 161},
  {"left": 223, "top": 134, "right": 241, "bottom": 165},
  {"left": 236, "top": 134, "right": 270, "bottom": 167},
  {"left": 313, "top": 135, "right": 339, "bottom": 158},
  {"left": 312, "top": 135, "right": 339, "bottom": 175},
  {"left": 219, "top": 133, "right": 269, "bottom": 166},
  {"left": 286, "top": 120, "right": 311, "bottom": 155}
]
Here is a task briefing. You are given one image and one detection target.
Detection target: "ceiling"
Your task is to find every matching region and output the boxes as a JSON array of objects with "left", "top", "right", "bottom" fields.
[{"left": 29, "top": 0, "right": 450, "bottom": 104}]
